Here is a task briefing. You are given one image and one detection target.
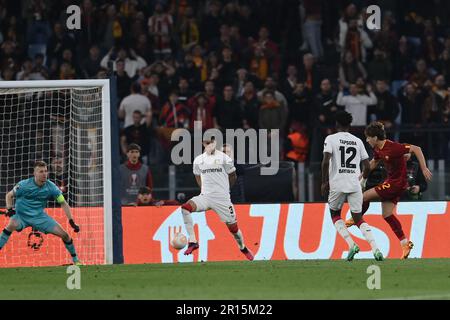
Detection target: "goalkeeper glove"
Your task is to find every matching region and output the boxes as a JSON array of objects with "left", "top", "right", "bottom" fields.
[
  {"left": 6, "top": 208, "right": 16, "bottom": 217},
  {"left": 69, "top": 219, "right": 80, "bottom": 233}
]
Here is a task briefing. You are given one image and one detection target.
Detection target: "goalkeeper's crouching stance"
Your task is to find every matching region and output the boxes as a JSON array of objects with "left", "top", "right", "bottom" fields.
[{"left": 0, "top": 161, "right": 81, "bottom": 265}]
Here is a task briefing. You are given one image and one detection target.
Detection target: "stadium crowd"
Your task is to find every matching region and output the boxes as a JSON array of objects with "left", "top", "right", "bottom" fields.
[{"left": 1, "top": 0, "right": 449, "bottom": 172}]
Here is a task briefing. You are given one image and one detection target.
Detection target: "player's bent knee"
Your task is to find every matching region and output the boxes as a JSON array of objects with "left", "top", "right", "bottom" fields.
[{"left": 226, "top": 222, "right": 239, "bottom": 234}]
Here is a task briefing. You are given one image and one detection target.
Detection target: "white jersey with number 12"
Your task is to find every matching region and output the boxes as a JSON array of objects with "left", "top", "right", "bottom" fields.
[{"left": 323, "top": 132, "right": 369, "bottom": 193}]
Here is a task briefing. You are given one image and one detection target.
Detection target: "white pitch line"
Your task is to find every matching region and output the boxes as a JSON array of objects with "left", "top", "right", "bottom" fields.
[{"left": 380, "top": 292, "right": 450, "bottom": 300}]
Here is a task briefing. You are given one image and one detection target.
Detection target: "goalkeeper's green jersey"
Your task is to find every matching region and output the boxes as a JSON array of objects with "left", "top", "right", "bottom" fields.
[{"left": 13, "top": 178, "right": 62, "bottom": 217}]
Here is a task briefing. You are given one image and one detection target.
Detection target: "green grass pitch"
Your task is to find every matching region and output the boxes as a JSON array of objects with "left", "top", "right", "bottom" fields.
[{"left": 0, "top": 259, "right": 449, "bottom": 300}]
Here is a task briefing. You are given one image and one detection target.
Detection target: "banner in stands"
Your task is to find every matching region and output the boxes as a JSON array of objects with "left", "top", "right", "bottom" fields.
[{"left": 122, "top": 202, "right": 450, "bottom": 263}]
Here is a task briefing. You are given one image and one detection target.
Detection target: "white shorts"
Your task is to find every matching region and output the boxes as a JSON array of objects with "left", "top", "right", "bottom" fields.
[
  {"left": 328, "top": 189, "right": 363, "bottom": 213},
  {"left": 190, "top": 194, "right": 237, "bottom": 224}
]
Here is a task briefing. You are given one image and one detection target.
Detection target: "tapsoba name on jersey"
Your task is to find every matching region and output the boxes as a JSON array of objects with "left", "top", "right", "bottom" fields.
[{"left": 339, "top": 139, "right": 357, "bottom": 146}]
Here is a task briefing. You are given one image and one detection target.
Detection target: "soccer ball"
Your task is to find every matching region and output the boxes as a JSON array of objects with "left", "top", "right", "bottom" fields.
[{"left": 171, "top": 232, "right": 187, "bottom": 250}]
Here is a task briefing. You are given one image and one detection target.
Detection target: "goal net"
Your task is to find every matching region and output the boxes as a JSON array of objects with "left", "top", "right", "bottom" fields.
[{"left": 0, "top": 80, "right": 113, "bottom": 267}]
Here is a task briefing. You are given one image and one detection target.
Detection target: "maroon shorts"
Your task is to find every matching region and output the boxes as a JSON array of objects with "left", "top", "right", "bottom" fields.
[{"left": 374, "top": 181, "right": 407, "bottom": 205}]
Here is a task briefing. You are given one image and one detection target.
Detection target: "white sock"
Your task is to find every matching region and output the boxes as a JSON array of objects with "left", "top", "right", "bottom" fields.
[
  {"left": 359, "top": 222, "right": 379, "bottom": 253},
  {"left": 232, "top": 229, "right": 245, "bottom": 250},
  {"left": 400, "top": 238, "right": 409, "bottom": 246},
  {"left": 334, "top": 219, "right": 355, "bottom": 249},
  {"left": 182, "top": 209, "right": 197, "bottom": 243}
]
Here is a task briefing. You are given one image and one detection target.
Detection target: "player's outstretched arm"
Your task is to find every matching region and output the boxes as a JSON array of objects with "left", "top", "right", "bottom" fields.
[
  {"left": 409, "top": 145, "right": 433, "bottom": 181},
  {"left": 57, "top": 195, "right": 80, "bottom": 233}
]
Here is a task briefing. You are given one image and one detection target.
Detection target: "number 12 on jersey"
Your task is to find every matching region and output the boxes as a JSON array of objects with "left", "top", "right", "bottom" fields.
[{"left": 339, "top": 146, "right": 357, "bottom": 168}]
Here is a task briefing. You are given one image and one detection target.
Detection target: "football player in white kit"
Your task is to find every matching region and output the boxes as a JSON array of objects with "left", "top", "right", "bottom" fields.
[
  {"left": 321, "top": 111, "right": 383, "bottom": 261},
  {"left": 181, "top": 137, "right": 254, "bottom": 260}
]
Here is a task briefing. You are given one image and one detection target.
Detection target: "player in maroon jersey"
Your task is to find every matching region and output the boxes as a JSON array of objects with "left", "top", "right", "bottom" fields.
[{"left": 345, "top": 122, "right": 432, "bottom": 259}]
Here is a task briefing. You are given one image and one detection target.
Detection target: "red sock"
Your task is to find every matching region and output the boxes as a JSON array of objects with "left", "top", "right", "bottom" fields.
[
  {"left": 331, "top": 215, "right": 341, "bottom": 224},
  {"left": 384, "top": 215, "right": 406, "bottom": 241}
]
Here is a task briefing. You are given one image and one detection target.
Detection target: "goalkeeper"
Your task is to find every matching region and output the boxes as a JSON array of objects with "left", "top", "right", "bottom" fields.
[{"left": 0, "top": 161, "right": 81, "bottom": 265}]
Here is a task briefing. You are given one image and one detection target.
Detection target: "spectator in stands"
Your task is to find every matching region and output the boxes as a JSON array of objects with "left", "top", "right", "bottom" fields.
[
  {"left": 423, "top": 74, "right": 449, "bottom": 159},
  {"left": 237, "top": 5, "right": 258, "bottom": 39},
  {"left": 119, "top": 143, "right": 153, "bottom": 206},
  {"left": 240, "top": 81, "right": 260, "bottom": 130},
  {"left": 81, "top": 45, "right": 102, "bottom": 79},
  {"left": 209, "top": 23, "right": 236, "bottom": 55},
  {"left": 367, "top": 48, "right": 392, "bottom": 82},
  {"left": 200, "top": 0, "right": 222, "bottom": 46},
  {"left": 217, "top": 46, "right": 238, "bottom": 89},
  {"left": 337, "top": 82, "right": 377, "bottom": 126},
  {"left": 140, "top": 73, "right": 161, "bottom": 115},
  {"left": 115, "top": 59, "right": 132, "bottom": 102},
  {"left": 204, "top": 79, "right": 218, "bottom": 105},
  {"left": 289, "top": 82, "right": 313, "bottom": 127},
  {"left": 134, "top": 33, "right": 154, "bottom": 65},
  {"left": 119, "top": 82, "right": 152, "bottom": 128},
  {"left": 257, "top": 77, "right": 288, "bottom": 110},
  {"left": 0, "top": 67, "right": 15, "bottom": 81},
  {"left": 230, "top": 24, "right": 247, "bottom": 58},
  {"left": 436, "top": 49, "right": 450, "bottom": 84},
  {"left": 148, "top": 2, "right": 173, "bottom": 60},
  {"left": 177, "top": 77, "right": 195, "bottom": 104},
  {"left": 98, "top": 4, "right": 124, "bottom": 53},
  {"left": 249, "top": 26, "right": 280, "bottom": 77},
  {"left": 409, "top": 59, "right": 432, "bottom": 88},
  {"left": 159, "top": 90, "right": 191, "bottom": 129},
  {"left": 424, "top": 75, "right": 448, "bottom": 123},
  {"left": 121, "top": 110, "right": 149, "bottom": 160},
  {"left": 299, "top": 53, "right": 322, "bottom": 94},
  {"left": 50, "top": 156, "right": 68, "bottom": 198},
  {"left": 370, "top": 80, "right": 399, "bottom": 129},
  {"left": 78, "top": 0, "right": 98, "bottom": 54},
  {"left": 300, "top": 0, "right": 324, "bottom": 59},
  {"left": 189, "top": 92, "right": 214, "bottom": 130},
  {"left": 32, "top": 53, "right": 48, "bottom": 79},
  {"left": 213, "top": 85, "right": 244, "bottom": 130},
  {"left": 58, "top": 62, "right": 76, "bottom": 80},
  {"left": 399, "top": 82, "right": 425, "bottom": 125},
  {"left": 339, "top": 12, "right": 372, "bottom": 62},
  {"left": 259, "top": 90, "right": 287, "bottom": 131},
  {"left": 134, "top": 186, "right": 179, "bottom": 206},
  {"left": 46, "top": 22, "right": 76, "bottom": 64},
  {"left": 285, "top": 121, "right": 309, "bottom": 163},
  {"left": 177, "top": 53, "right": 201, "bottom": 91},
  {"left": 281, "top": 64, "right": 299, "bottom": 105},
  {"left": 392, "top": 36, "right": 415, "bottom": 81},
  {"left": 179, "top": 6, "right": 200, "bottom": 52},
  {"left": 16, "top": 58, "right": 45, "bottom": 80},
  {"left": 339, "top": 50, "right": 367, "bottom": 88},
  {"left": 315, "top": 78, "right": 339, "bottom": 132},
  {"left": 100, "top": 46, "right": 147, "bottom": 79}
]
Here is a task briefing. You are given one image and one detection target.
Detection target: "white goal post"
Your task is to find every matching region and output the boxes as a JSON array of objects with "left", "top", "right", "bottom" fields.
[{"left": 0, "top": 80, "right": 113, "bottom": 267}]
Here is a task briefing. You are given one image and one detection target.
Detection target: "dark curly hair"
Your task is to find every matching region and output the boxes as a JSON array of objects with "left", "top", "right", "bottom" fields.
[{"left": 335, "top": 110, "right": 353, "bottom": 127}]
